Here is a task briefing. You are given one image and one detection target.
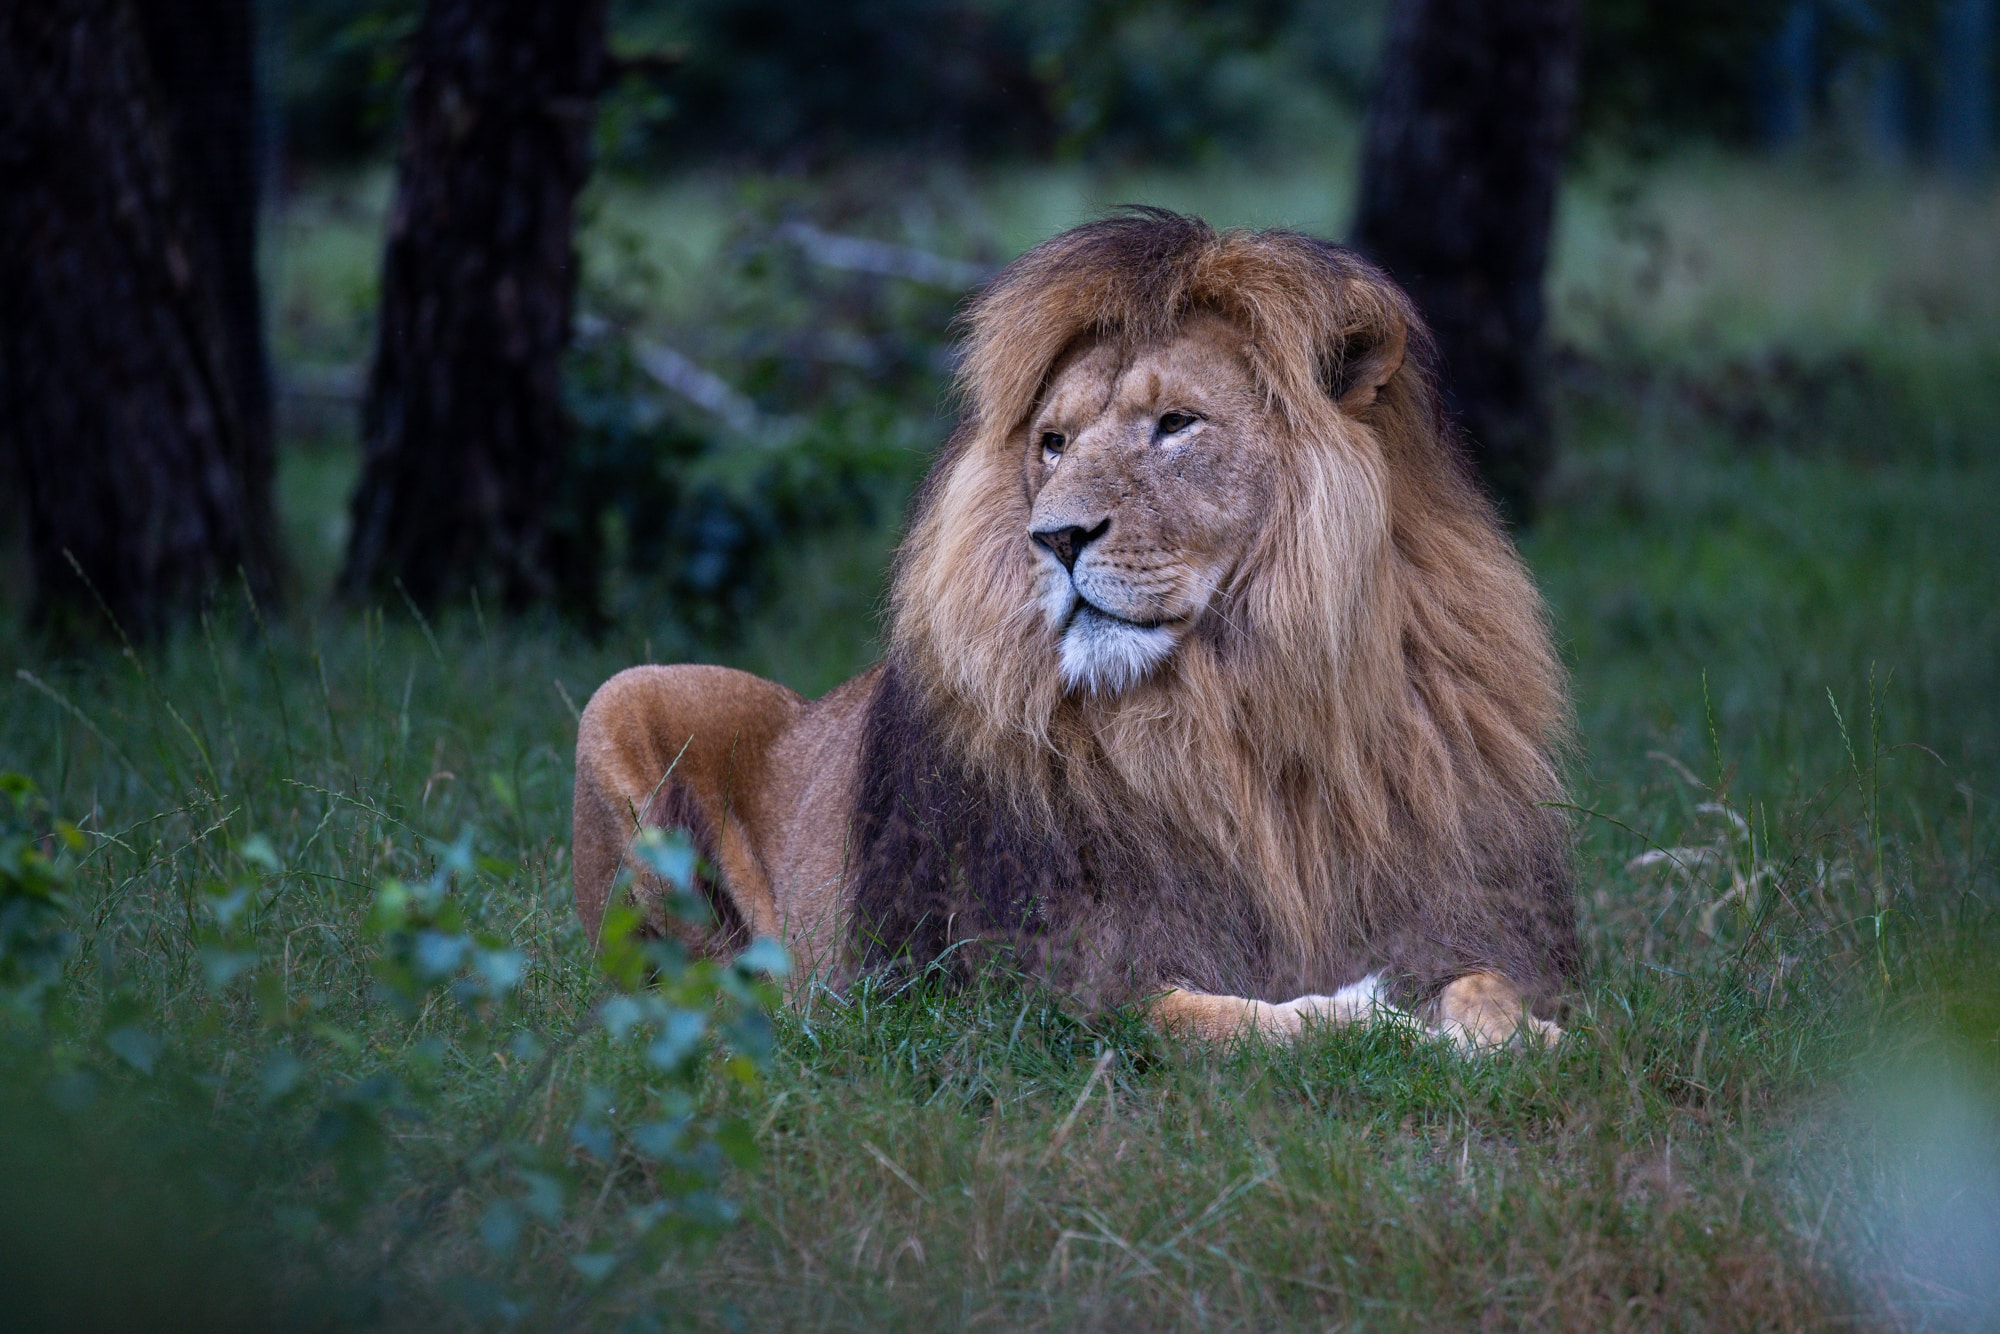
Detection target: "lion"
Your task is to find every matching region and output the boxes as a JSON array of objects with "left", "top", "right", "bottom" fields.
[{"left": 572, "top": 209, "right": 1579, "bottom": 1047}]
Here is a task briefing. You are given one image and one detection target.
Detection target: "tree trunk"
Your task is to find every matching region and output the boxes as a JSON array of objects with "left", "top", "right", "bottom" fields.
[
  {"left": 0, "top": 0, "right": 275, "bottom": 641},
  {"left": 1351, "top": 0, "right": 1582, "bottom": 525},
  {"left": 340, "top": 0, "right": 609, "bottom": 613},
  {"left": 1937, "top": 0, "right": 1993, "bottom": 177},
  {"left": 136, "top": 0, "right": 273, "bottom": 505}
]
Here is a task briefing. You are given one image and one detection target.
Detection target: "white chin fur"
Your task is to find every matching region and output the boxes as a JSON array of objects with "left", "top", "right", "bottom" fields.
[{"left": 1058, "top": 607, "right": 1177, "bottom": 694}]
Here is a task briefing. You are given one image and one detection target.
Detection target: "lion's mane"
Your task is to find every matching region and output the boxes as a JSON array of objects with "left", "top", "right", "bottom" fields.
[{"left": 848, "top": 210, "right": 1579, "bottom": 1008}]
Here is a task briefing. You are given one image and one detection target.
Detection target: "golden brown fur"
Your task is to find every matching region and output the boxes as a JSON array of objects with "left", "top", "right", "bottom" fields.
[{"left": 572, "top": 210, "right": 1579, "bottom": 1047}]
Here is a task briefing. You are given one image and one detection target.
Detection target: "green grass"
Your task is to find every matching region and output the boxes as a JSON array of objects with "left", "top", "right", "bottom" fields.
[{"left": 3, "top": 153, "right": 1998, "bottom": 1329}]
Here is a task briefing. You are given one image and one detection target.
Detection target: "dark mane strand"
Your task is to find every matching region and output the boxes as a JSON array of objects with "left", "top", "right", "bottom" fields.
[{"left": 847, "top": 659, "right": 1284, "bottom": 1007}]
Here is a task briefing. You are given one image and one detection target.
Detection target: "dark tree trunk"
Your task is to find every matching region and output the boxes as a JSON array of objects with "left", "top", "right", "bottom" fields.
[
  {"left": 1352, "top": 0, "right": 1582, "bottom": 525},
  {"left": 0, "top": 0, "right": 276, "bottom": 641},
  {"left": 1937, "top": 0, "right": 1993, "bottom": 177},
  {"left": 136, "top": 0, "right": 273, "bottom": 496},
  {"left": 340, "top": 0, "right": 609, "bottom": 612}
]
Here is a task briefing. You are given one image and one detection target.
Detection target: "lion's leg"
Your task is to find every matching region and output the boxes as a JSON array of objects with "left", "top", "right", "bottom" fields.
[
  {"left": 1427, "top": 971, "right": 1562, "bottom": 1050},
  {"left": 572, "top": 664, "right": 802, "bottom": 951},
  {"left": 1150, "top": 976, "right": 1404, "bottom": 1042},
  {"left": 1151, "top": 973, "right": 1562, "bottom": 1052}
]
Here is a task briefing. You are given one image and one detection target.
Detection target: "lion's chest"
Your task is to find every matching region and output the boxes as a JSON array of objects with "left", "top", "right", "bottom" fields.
[{"left": 844, "top": 664, "right": 1285, "bottom": 1004}]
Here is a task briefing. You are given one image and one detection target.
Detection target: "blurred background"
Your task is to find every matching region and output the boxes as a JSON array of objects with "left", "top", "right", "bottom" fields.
[
  {"left": 3, "top": 0, "right": 1995, "bottom": 679},
  {"left": 2, "top": 3, "right": 1998, "bottom": 1327}
]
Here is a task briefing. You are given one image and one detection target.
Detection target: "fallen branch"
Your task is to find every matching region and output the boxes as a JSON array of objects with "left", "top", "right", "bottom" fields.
[
  {"left": 630, "top": 338, "right": 763, "bottom": 436},
  {"left": 777, "top": 221, "right": 993, "bottom": 290}
]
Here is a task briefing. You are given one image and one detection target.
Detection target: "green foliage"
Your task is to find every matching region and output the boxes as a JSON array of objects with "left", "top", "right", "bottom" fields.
[
  {"left": 1011, "top": 0, "right": 1371, "bottom": 161},
  {"left": 1578, "top": 0, "right": 1800, "bottom": 152},
  {"left": 608, "top": 0, "right": 1369, "bottom": 166},
  {"left": 272, "top": 0, "right": 1380, "bottom": 169},
  {"left": 0, "top": 774, "right": 83, "bottom": 1019},
  {"left": 1577, "top": 0, "right": 1971, "bottom": 157},
  {"left": 0, "top": 755, "right": 786, "bottom": 1324},
  {"left": 563, "top": 338, "right": 906, "bottom": 640},
  {"left": 561, "top": 198, "right": 954, "bottom": 635},
  {"left": 265, "top": 2, "right": 1982, "bottom": 177},
  {"left": 264, "top": 0, "right": 419, "bottom": 164}
]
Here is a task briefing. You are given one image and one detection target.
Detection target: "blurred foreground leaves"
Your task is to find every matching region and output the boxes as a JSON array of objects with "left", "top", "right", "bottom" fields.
[{"left": 0, "top": 771, "right": 786, "bottom": 1327}]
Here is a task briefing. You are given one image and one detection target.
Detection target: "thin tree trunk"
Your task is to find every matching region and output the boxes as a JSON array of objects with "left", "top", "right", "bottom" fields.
[
  {"left": 0, "top": 0, "right": 274, "bottom": 641},
  {"left": 1352, "top": 0, "right": 1581, "bottom": 525},
  {"left": 340, "top": 0, "right": 609, "bottom": 613},
  {"left": 1938, "top": 0, "right": 1993, "bottom": 177},
  {"left": 1762, "top": 3, "right": 1818, "bottom": 148}
]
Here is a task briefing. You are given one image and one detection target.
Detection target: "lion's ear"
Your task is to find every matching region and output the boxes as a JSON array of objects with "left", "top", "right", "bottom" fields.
[{"left": 1324, "top": 315, "right": 1408, "bottom": 413}]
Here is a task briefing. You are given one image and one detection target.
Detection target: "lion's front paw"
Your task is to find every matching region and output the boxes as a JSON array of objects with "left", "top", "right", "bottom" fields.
[
  {"left": 1518, "top": 1013, "right": 1564, "bottom": 1046},
  {"left": 1433, "top": 973, "right": 1562, "bottom": 1053},
  {"left": 1440, "top": 1012, "right": 1563, "bottom": 1052}
]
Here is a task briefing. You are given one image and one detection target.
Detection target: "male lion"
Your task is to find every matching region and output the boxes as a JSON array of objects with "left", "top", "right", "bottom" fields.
[{"left": 573, "top": 210, "right": 1579, "bottom": 1047}]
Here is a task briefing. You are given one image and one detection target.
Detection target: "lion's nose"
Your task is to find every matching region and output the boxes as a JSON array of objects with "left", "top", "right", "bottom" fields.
[{"left": 1032, "top": 518, "right": 1109, "bottom": 572}]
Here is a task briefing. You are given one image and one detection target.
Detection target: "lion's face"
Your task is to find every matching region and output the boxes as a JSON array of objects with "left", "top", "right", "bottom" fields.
[{"left": 1024, "top": 314, "right": 1277, "bottom": 694}]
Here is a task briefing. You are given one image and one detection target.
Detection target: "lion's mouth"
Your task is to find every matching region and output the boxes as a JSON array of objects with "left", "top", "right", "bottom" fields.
[{"left": 1064, "top": 599, "right": 1172, "bottom": 634}]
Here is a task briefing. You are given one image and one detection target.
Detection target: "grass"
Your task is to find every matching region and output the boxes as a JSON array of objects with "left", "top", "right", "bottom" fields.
[{"left": 3, "top": 150, "right": 1998, "bottom": 1329}]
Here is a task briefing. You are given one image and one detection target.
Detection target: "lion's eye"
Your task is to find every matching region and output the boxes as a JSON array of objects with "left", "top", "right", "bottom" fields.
[
  {"left": 1040, "top": 431, "right": 1066, "bottom": 457},
  {"left": 1157, "top": 411, "right": 1196, "bottom": 436}
]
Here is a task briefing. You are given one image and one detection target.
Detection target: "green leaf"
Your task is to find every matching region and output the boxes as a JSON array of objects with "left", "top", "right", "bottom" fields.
[
  {"left": 412, "top": 929, "right": 469, "bottom": 978},
  {"left": 199, "top": 945, "right": 259, "bottom": 990},
  {"left": 734, "top": 936, "right": 791, "bottom": 979},
  {"left": 434, "top": 827, "right": 479, "bottom": 878},
  {"left": 600, "top": 994, "right": 644, "bottom": 1039},
  {"left": 366, "top": 880, "right": 411, "bottom": 933},
  {"left": 517, "top": 1169, "right": 565, "bottom": 1223},
  {"left": 570, "top": 1252, "right": 618, "bottom": 1284},
  {"left": 633, "top": 827, "right": 698, "bottom": 891},
  {"left": 479, "top": 1200, "right": 522, "bottom": 1255},
  {"left": 723, "top": 1011, "right": 776, "bottom": 1064},
  {"left": 629, "top": 1117, "right": 689, "bottom": 1159},
  {"left": 572, "top": 1117, "right": 615, "bottom": 1161},
  {"left": 645, "top": 1010, "right": 707, "bottom": 1071},
  {"left": 261, "top": 1048, "right": 307, "bottom": 1103},
  {"left": 106, "top": 1024, "right": 162, "bottom": 1075},
  {"left": 239, "top": 833, "right": 281, "bottom": 873},
  {"left": 204, "top": 883, "right": 256, "bottom": 930},
  {"left": 474, "top": 947, "right": 525, "bottom": 997},
  {"left": 666, "top": 884, "right": 716, "bottom": 926}
]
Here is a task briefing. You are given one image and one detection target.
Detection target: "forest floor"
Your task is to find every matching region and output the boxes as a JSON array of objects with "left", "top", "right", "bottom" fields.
[{"left": 2, "top": 152, "right": 1997, "bottom": 1330}]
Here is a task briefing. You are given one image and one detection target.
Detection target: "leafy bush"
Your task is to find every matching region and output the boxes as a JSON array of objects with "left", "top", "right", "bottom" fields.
[
  {"left": 0, "top": 768, "right": 787, "bottom": 1324},
  {"left": 264, "top": 0, "right": 419, "bottom": 164},
  {"left": 562, "top": 202, "right": 960, "bottom": 636},
  {"left": 268, "top": 1, "right": 1970, "bottom": 172},
  {"left": 632, "top": 0, "right": 1378, "bottom": 164},
  {"left": 0, "top": 774, "right": 82, "bottom": 1020},
  {"left": 271, "top": 0, "right": 1383, "bottom": 168},
  {"left": 1576, "top": 0, "right": 1959, "bottom": 154}
]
